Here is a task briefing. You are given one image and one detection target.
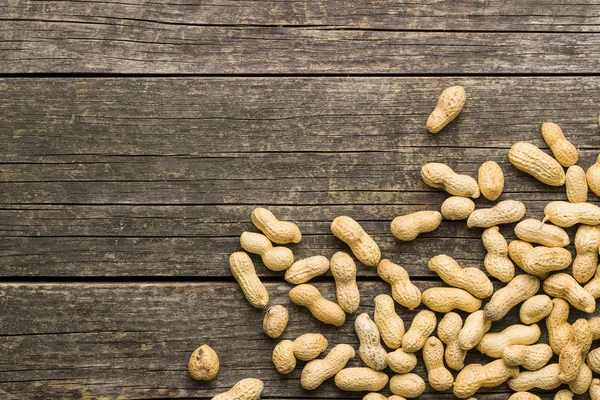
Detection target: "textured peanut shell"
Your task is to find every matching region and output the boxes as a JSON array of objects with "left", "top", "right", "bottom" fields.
[
  {"left": 555, "top": 389, "right": 575, "bottom": 400},
  {"left": 363, "top": 394, "right": 386, "bottom": 400},
  {"left": 520, "top": 246, "right": 572, "bottom": 278},
  {"left": 438, "top": 312, "right": 466, "bottom": 371},
  {"left": 478, "top": 160, "right": 504, "bottom": 201},
  {"left": 509, "top": 393, "right": 541, "bottom": 400},
  {"left": 330, "top": 251, "right": 360, "bottom": 313},
  {"left": 334, "top": 368, "right": 389, "bottom": 392},
  {"left": 240, "top": 231, "right": 294, "bottom": 271},
  {"left": 477, "top": 324, "right": 541, "bottom": 358},
  {"left": 588, "top": 347, "right": 600, "bottom": 374},
  {"left": 428, "top": 254, "right": 492, "bottom": 298},
  {"left": 559, "top": 319, "right": 592, "bottom": 383},
  {"left": 331, "top": 216, "right": 381, "bottom": 267},
  {"left": 263, "top": 305, "right": 288, "bottom": 338},
  {"left": 508, "top": 240, "right": 534, "bottom": 271},
  {"left": 482, "top": 226, "right": 515, "bottom": 282},
  {"left": 389, "top": 373, "right": 426, "bottom": 398},
  {"left": 484, "top": 274, "right": 540, "bottom": 321},
  {"left": 441, "top": 196, "right": 475, "bottom": 220},
  {"left": 584, "top": 270, "right": 600, "bottom": 299},
  {"left": 458, "top": 310, "right": 491, "bottom": 351},
  {"left": 573, "top": 225, "right": 600, "bottom": 283},
  {"left": 543, "top": 201, "right": 600, "bottom": 227},
  {"left": 288, "top": 284, "right": 346, "bottom": 326},
  {"left": 377, "top": 259, "right": 421, "bottom": 310},
  {"left": 212, "top": 378, "right": 264, "bottom": 400},
  {"left": 423, "top": 336, "right": 454, "bottom": 391},
  {"left": 402, "top": 310, "right": 436, "bottom": 352},
  {"left": 386, "top": 348, "right": 417, "bottom": 374},
  {"left": 272, "top": 340, "right": 296, "bottom": 374},
  {"left": 566, "top": 165, "right": 588, "bottom": 203},
  {"left": 592, "top": 378, "right": 600, "bottom": 400},
  {"left": 514, "top": 218, "right": 570, "bottom": 247},
  {"left": 421, "top": 162, "right": 480, "bottom": 198},
  {"left": 542, "top": 122, "right": 578, "bottom": 167},
  {"left": 519, "top": 295, "right": 553, "bottom": 325},
  {"left": 390, "top": 211, "right": 442, "bottom": 241},
  {"left": 454, "top": 359, "right": 519, "bottom": 398},
  {"left": 251, "top": 207, "right": 301, "bottom": 244},
  {"left": 285, "top": 255, "right": 330, "bottom": 284},
  {"left": 589, "top": 317, "right": 600, "bottom": 340},
  {"left": 467, "top": 200, "right": 526, "bottom": 228},
  {"left": 374, "top": 294, "right": 404, "bottom": 349},
  {"left": 547, "top": 298, "right": 571, "bottom": 355},
  {"left": 229, "top": 252, "right": 269, "bottom": 309},
  {"left": 301, "top": 344, "right": 355, "bottom": 390},
  {"left": 426, "top": 85, "right": 466, "bottom": 133},
  {"left": 188, "top": 344, "right": 219, "bottom": 381},
  {"left": 543, "top": 273, "right": 596, "bottom": 313},
  {"left": 422, "top": 287, "right": 482, "bottom": 313},
  {"left": 502, "top": 344, "right": 553, "bottom": 371},
  {"left": 508, "top": 363, "right": 561, "bottom": 391},
  {"left": 508, "top": 142, "right": 566, "bottom": 186},
  {"left": 293, "top": 333, "right": 328, "bottom": 361},
  {"left": 586, "top": 154, "right": 600, "bottom": 196},
  {"left": 355, "top": 313, "right": 387, "bottom": 371},
  {"left": 568, "top": 362, "right": 592, "bottom": 394}
]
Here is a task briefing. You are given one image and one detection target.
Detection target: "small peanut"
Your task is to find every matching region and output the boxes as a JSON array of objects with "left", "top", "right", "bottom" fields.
[
  {"left": 330, "top": 251, "right": 360, "bottom": 313},
  {"left": 377, "top": 259, "right": 421, "bottom": 310},
  {"left": 438, "top": 312, "right": 466, "bottom": 371},
  {"left": 293, "top": 333, "right": 329, "bottom": 361},
  {"left": 426, "top": 85, "right": 466, "bottom": 134},
  {"left": 569, "top": 362, "right": 592, "bottom": 394},
  {"left": 423, "top": 336, "right": 454, "bottom": 391},
  {"left": 441, "top": 196, "right": 475, "bottom": 220},
  {"left": 263, "top": 305, "right": 288, "bottom": 338},
  {"left": 573, "top": 225, "right": 600, "bottom": 283},
  {"left": 402, "top": 310, "right": 437, "bottom": 352},
  {"left": 555, "top": 389, "right": 574, "bottom": 400},
  {"left": 543, "top": 273, "right": 596, "bottom": 313},
  {"left": 229, "top": 252, "right": 269, "bottom": 309},
  {"left": 482, "top": 226, "right": 515, "bottom": 282},
  {"left": 421, "top": 163, "right": 480, "bottom": 198},
  {"left": 592, "top": 378, "right": 600, "bottom": 400},
  {"left": 508, "top": 363, "right": 561, "bottom": 392},
  {"left": 285, "top": 256, "right": 330, "bottom": 284},
  {"left": 355, "top": 313, "right": 387, "bottom": 371},
  {"left": 543, "top": 201, "right": 600, "bottom": 227},
  {"left": 508, "top": 142, "right": 566, "bottom": 186},
  {"left": 519, "top": 246, "right": 572, "bottom": 278},
  {"left": 468, "top": 200, "right": 526, "bottom": 228},
  {"left": 584, "top": 268, "right": 600, "bottom": 298},
  {"left": 301, "top": 343, "right": 355, "bottom": 390},
  {"left": 547, "top": 298, "right": 572, "bottom": 355},
  {"left": 509, "top": 394, "right": 541, "bottom": 400},
  {"left": 458, "top": 310, "right": 491, "bottom": 351},
  {"left": 514, "top": 218, "right": 570, "bottom": 247},
  {"left": 422, "top": 287, "right": 482, "bottom": 313},
  {"left": 188, "top": 344, "right": 219, "bottom": 381},
  {"left": 477, "top": 324, "right": 541, "bottom": 358},
  {"left": 386, "top": 348, "right": 417, "bottom": 374},
  {"left": 389, "top": 373, "right": 426, "bottom": 398},
  {"left": 566, "top": 165, "right": 588, "bottom": 203},
  {"left": 240, "top": 231, "right": 294, "bottom": 271},
  {"left": 331, "top": 216, "right": 381, "bottom": 267},
  {"left": 478, "top": 160, "right": 504, "bottom": 201},
  {"left": 559, "top": 319, "right": 592, "bottom": 383},
  {"left": 374, "top": 294, "right": 404, "bottom": 349},
  {"left": 212, "top": 378, "right": 264, "bottom": 400},
  {"left": 519, "top": 295, "right": 553, "bottom": 325},
  {"left": 390, "top": 211, "right": 442, "bottom": 241},
  {"left": 251, "top": 207, "right": 301, "bottom": 244},
  {"left": 541, "top": 122, "right": 578, "bottom": 167},
  {"left": 508, "top": 240, "right": 534, "bottom": 271},
  {"left": 484, "top": 274, "right": 540, "bottom": 321},
  {"left": 502, "top": 344, "right": 553, "bottom": 371},
  {"left": 289, "top": 284, "right": 346, "bottom": 326},
  {"left": 587, "top": 347, "right": 600, "bottom": 374},
  {"left": 589, "top": 317, "right": 600, "bottom": 340},
  {"left": 334, "top": 367, "right": 389, "bottom": 392},
  {"left": 454, "top": 359, "right": 519, "bottom": 398},
  {"left": 272, "top": 340, "right": 296, "bottom": 374},
  {"left": 586, "top": 154, "right": 600, "bottom": 196},
  {"left": 428, "top": 254, "right": 493, "bottom": 298},
  {"left": 362, "top": 393, "right": 386, "bottom": 400}
]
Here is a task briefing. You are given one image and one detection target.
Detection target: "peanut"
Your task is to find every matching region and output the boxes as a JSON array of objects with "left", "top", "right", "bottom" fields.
[
  {"left": 586, "top": 154, "right": 600, "bottom": 196},
  {"left": 390, "top": 211, "right": 442, "bottom": 241},
  {"left": 285, "top": 255, "right": 330, "bottom": 284},
  {"left": 229, "top": 252, "right": 269, "bottom": 308},
  {"left": 541, "top": 122, "right": 578, "bottom": 167},
  {"left": 423, "top": 336, "right": 454, "bottom": 391},
  {"left": 402, "top": 310, "right": 437, "bottom": 352},
  {"left": 355, "top": 313, "right": 387, "bottom": 371},
  {"left": 509, "top": 394, "right": 541, "bottom": 400},
  {"left": 288, "top": 284, "right": 346, "bottom": 326},
  {"left": 569, "top": 362, "right": 592, "bottom": 394},
  {"left": 334, "top": 367, "right": 389, "bottom": 392},
  {"left": 240, "top": 232, "right": 294, "bottom": 271},
  {"left": 484, "top": 274, "right": 540, "bottom": 321},
  {"left": 422, "top": 287, "right": 482, "bottom": 313},
  {"left": 386, "top": 348, "right": 417, "bottom": 374},
  {"left": 374, "top": 294, "right": 404, "bottom": 349},
  {"left": 362, "top": 394, "right": 386, "bottom": 400},
  {"left": 454, "top": 359, "right": 519, "bottom": 398},
  {"left": 272, "top": 340, "right": 296, "bottom": 374},
  {"left": 468, "top": 200, "right": 526, "bottom": 228},
  {"left": 331, "top": 216, "right": 381, "bottom": 267},
  {"left": 478, "top": 160, "right": 504, "bottom": 201},
  {"left": 377, "top": 259, "right": 421, "bottom": 310},
  {"left": 212, "top": 378, "right": 264, "bottom": 400},
  {"left": 584, "top": 268, "right": 600, "bottom": 298},
  {"left": 441, "top": 196, "right": 475, "bottom": 220},
  {"left": 519, "top": 295, "right": 553, "bottom": 325},
  {"left": 482, "top": 226, "right": 515, "bottom": 282},
  {"left": 502, "top": 344, "right": 553, "bottom": 371},
  {"left": 293, "top": 333, "right": 329, "bottom": 361},
  {"left": 251, "top": 207, "right": 301, "bottom": 244},
  {"left": 547, "top": 298, "right": 572, "bottom": 355},
  {"left": 519, "top": 246, "right": 572, "bottom": 278},
  {"left": 438, "top": 312, "right": 466, "bottom": 371},
  {"left": 508, "top": 363, "right": 561, "bottom": 392},
  {"left": 559, "top": 319, "right": 592, "bottom": 383},
  {"left": 543, "top": 273, "right": 596, "bottom": 313},
  {"left": 589, "top": 317, "right": 600, "bottom": 340},
  {"left": 388, "top": 396, "right": 407, "bottom": 400},
  {"left": 543, "top": 201, "right": 600, "bottom": 227},
  {"left": 508, "top": 240, "right": 534, "bottom": 271},
  {"left": 458, "top": 310, "right": 491, "bottom": 351},
  {"left": 514, "top": 218, "right": 570, "bottom": 247},
  {"left": 330, "top": 251, "right": 360, "bottom": 313},
  {"left": 592, "top": 378, "right": 600, "bottom": 400},
  {"left": 555, "top": 389, "right": 574, "bottom": 400},
  {"left": 188, "top": 344, "right": 219, "bottom": 381},
  {"left": 508, "top": 142, "right": 566, "bottom": 186},
  {"left": 301, "top": 343, "right": 355, "bottom": 390},
  {"left": 573, "top": 225, "right": 600, "bottom": 283},
  {"left": 421, "top": 163, "right": 480, "bottom": 198},
  {"left": 477, "top": 324, "right": 541, "bottom": 358},
  {"left": 587, "top": 347, "right": 600, "bottom": 374},
  {"left": 389, "top": 373, "right": 426, "bottom": 398},
  {"left": 428, "top": 254, "right": 493, "bottom": 298},
  {"left": 566, "top": 165, "right": 588, "bottom": 203},
  {"left": 426, "top": 85, "right": 466, "bottom": 134},
  {"left": 263, "top": 305, "right": 288, "bottom": 338}
]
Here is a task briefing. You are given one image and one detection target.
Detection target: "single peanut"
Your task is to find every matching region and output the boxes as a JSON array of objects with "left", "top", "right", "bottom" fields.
[
  {"left": 334, "top": 367, "right": 389, "bottom": 392},
  {"left": 402, "top": 310, "right": 437, "bottom": 352},
  {"left": 547, "top": 298, "right": 572, "bottom": 355},
  {"left": 508, "top": 142, "right": 566, "bottom": 186},
  {"left": 509, "top": 394, "right": 541, "bottom": 400},
  {"left": 468, "top": 200, "right": 526, "bottom": 228},
  {"left": 355, "top": 313, "right": 388, "bottom": 371},
  {"left": 428, "top": 254, "right": 493, "bottom": 298},
  {"left": 584, "top": 268, "right": 600, "bottom": 298},
  {"left": 454, "top": 359, "right": 519, "bottom": 398},
  {"left": 263, "top": 305, "right": 288, "bottom": 338},
  {"left": 438, "top": 312, "right": 466, "bottom": 371},
  {"left": 421, "top": 163, "right": 480, "bottom": 198},
  {"left": 482, "top": 226, "right": 515, "bottom": 282},
  {"left": 441, "top": 196, "right": 475, "bottom": 220},
  {"left": 331, "top": 216, "right": 381, "bottom": 267},
  {"left": 389, "top": 373, "right": 426, "bottom": 398},
  {"left": 477, "top": 324, "right": 541, "bottom": 358},
  {"left": 587, "top": 347, "right": 600, "bottom": 374},
  {"left": 508, "top": 240, "right": 534, "bottom": 271},
  {"left": 386, "top": 348, "right": 417, "bottom": 374},
  {"left": 502, "top": 344, "right": 553, "bottom": 371},
  {"left": 559, "top": 319, "right": 592, "bottom": 383},
  {"left": 586, "top": 154, "right": 600, "bottom": 196},
  {"left": 285, "top": 255, "right": 330, "bottom": 284},
  {"left": 390, "top": 211, "right": 442, "bottom": 241},
  {"left": 362, "top": 393, "right": 386, "bottom": 400},
  {"left": 519, "top": 295, "right": 553, "bottom": 325},
  {"left": 543, "top": 201, "right": 600, "bottom": 227},
  {"left": 289, "top": 284, "right": 346, "bottom": 326},
  {"left": 293, "top": 333, "right": 329, "bottom": 361},
  {"left": 212, "top": 378, "right": 264, "bottom": 400},
  {"left": 543, "top": 273, "right": 596, "bottom": 313},
  {"left": 188, "top": 344, "right": 219, "bottom": 381},
  {"left": 592, "top": 378, "right": 600, "bottom": 400},
  {"left": 251, "top": 207, "right": 301, "bottom": 244},
  {"left": 484, "top": 274, "right": 540, "bottom": 321},
  {"left": 458, "top": 310, "right": 491, "bottom": 351},
  {"left": 330, "top": 251, "right": 360, "bottom": 313},
  {"left": 272, "top": 340, "right": 296, "bottom": 374},
  {"left": 377, "top": 259, "right": 421, "bottom": 310},
  {"left": 508, "top": 363, "right": 561, "bottom": 392},
  {"left": 569, "top": 362, "right": 592, "bottom": 394},
  {"left": 374, "top": 294, "right": 404, "bottom": 349},
  {"left": 422, "top": 287, "right": 482, "bottom": 313},
  {"left": 555, "top": 389, "right": 575, "bottom": 400},
  {"left": 589, "top": 317, "right": 600, "bottom": 340},
  {"left": 541, "top": 122, "right": 578, "bottom": 167},
  {"left": 573, "top": 225, "right": 600, "bottom": 283},
  {"left": 519, "top": 246, "right": 572, "bottom": 278},
  {"left": 423, "top": 336, "right": 454, "bottom": 391},
  {"left": 566, "top": 165, "right": 588, "bottom": 203},
  {"left": 426, "top": 85, "right": 466, "bottom": 134},
  {"left": 301, "top": 344, "right": 355, "bottom": 390},
  {"left": 240, "top": 231, "right": 294, "bottom": 271},
  {"left": 514, "top": 218, "right": 570, "bottom": 247},
  {"left": 478, "top": 160, "right": 504, "bottom": 201},
  {"left": 229, "top": 252, "right": 269, "bottom": 308}
]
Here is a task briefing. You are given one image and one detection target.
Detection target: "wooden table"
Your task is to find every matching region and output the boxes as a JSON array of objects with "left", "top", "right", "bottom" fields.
[{"left": 1, "top": 2, "right": 600, "bottom": 399}]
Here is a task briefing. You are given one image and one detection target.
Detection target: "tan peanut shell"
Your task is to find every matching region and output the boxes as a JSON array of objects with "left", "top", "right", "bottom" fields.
[
  {"left": 388, "top": 396, "right": 407, "bottom": 400},
  {"left": 285, "top": 255, "right": 330, "bottom": 284},
  {"left": 390, "top": 211, "right": 442, "bottom": 241},
  {"left": 573, "top": 225, "right": 600, "bottom": 283},
  {"left": 502, "top": 344, "right": 553, "bottom": 371},
  {"left": 478, "top": 160, "right": 504, "bottom": 201},
  {"left": 263, "top": 305, "right": 288, "bottom": 338},
  {"left": 355, "top": 313, "right": 387, "bottom": 371},
  {"left": 541, "top": 122, "right": 578, "bottom": 167},
  {"left": 386, "top": 348, "right": 417, "bottom": 374},
  {"left": 592, "top": 378, "right": 600, "bottom": 400},
  {"left": 509, "top": 393, "right": 541, "bottom": 400},
  {"left": 374, "top": 294, "right": 404, "bottom": 349},
  {"left": 458, "top": 310, "right": 491, "bottom": 351},
  {"left": 377, "top": 259, "right": 421, "bottom": 310},
  {"left": 251, "top": 207, "right": 301, "bottom": 244},
  {"left": 477, "top": 324, "right": 541, "bottom": 358},
  {"left": 508, "top": 363, "right": 561, "bottom": 391},
  {"left": 543, "top": 273, "right": 596, "bottom": 313},
  {"left": 555, "top": 389, "right": 575, "bottom": 400},
  {"left": 559, "top": 319, "right": 592, "bottom": 383},
  {"left": 389, "top": 373, "right": 426, "bottom": 398},
  {"left": 543, "top": 201, "right": 600, "bottom": 227},
  {"left": 454, "top": 359, "right": 519, "bottom": 398},
  {"left": 441, "top": 196, "right": 475, "bottom": 220},
  {"left": 508, "top": 240, "right": 534, "bottom": 271},
  {"left": 514, "top": 218, "right": 570, "bottom": 247},
  {"left": 438, "top": 312, "right": 466, "bottom": 371},
  {"left": 421, "top": 163, "right": 480, "bottom": 198},
  {"left": 547, "top": 298, "right": 572, "bottom": 355},
  {"left": 519, "top": 246, "right": 572, "bottom": 278},
  {"left": 428, "top": 254, "right": 493, "bottom": 298},
  {"left": 331, "top": 216, "right": 381, "bottom": 267},
  {"left": 402, "top": 310, "right": 437, "bottom": 352},
  {"left": 482, "top": 226, "right": 515, "bottom": 282},
  {"left": 588, "top": 347, "right": 600, "bottom": 374},
  {"left": 484, "top": 274, "right": 540, "bottom": 321},
  {"left": 363, "top": 394, "right": 386, "bottom": 400},
  {"left": 467, "top": 200, "right": 526, "bottom": 228},
  {"left": 229, "top": 252, "right": 269, "bottom": 309},
  {"left": 423, "top": 336, "right": 454, "bottom": 391},
  {"left": 566, "top": 165, "right": 588, "bottom": 203},
  {"left": 240, "top": 232, "right": 294, "bottom": 271},
  {"left": 422, "top": 287, "right": 482, "bottom": 313},
  {"left": 288, "top": 284, "right": 346, "bottom": 326},
  {"left": 293, "top": 333, "right": 328, "bottom": 361},
  {"left": 426, "top": 85, "right": 466, "bottom": 134},
  {"left": 272, "top": 340, "right": 296, "bottom": 374},
  {"left": 508, "top": 142, "right": 566, "bottom": 186},
  {"left": 330, "top": 251, "right": 360, "bottom": 313},
  {"left": 584, "top": 269, "right": 600, "bottom": 298},
  {"left": 587, "top": 154, "right": 600, "bottom": 196},
  {"left": 301, "top": 344, "right": 355, "bottom": 390},
  {"left": 589, "top": 317, "right": 600, "bottom": 340},
  {"left": 188, "top": 344, "right": 219, "bottom": 381},
  {"left": 569, "top": 362, "right": 592, "bottom": 394},
  {"left": 212, "top": 378, "right": 264, "bottom": 400},
  {"left": 334, "top": 367, "right": 389, "bottom": 392},
  {"left": 519, "top": 295, "right": 553, "bottom": 325}
]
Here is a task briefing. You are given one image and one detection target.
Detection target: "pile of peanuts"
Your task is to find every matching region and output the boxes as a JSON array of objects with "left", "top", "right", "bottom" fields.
[{"left": 188, "top": 86, "right": 600, "bottom": 400}]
